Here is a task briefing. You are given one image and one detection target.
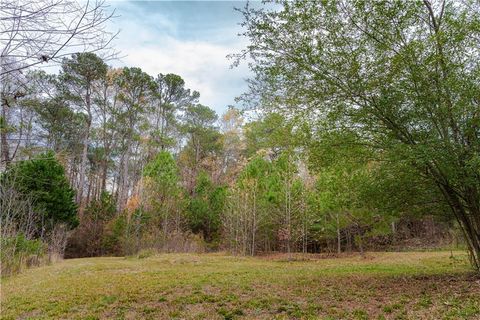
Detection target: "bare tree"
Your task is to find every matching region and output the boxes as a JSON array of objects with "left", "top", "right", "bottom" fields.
[
  {"left": 1, "top": 0, "right": 117, "bottom": 170},
  {"left": 0, "top": 177, "right": 38, "bottom": 241},
  {"left": 1, "top": 0, "right": 118, "bottom": 80}
]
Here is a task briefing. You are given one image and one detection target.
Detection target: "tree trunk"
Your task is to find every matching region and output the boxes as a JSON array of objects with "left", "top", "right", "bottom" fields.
[
  {"left": 101, "top": 156, "right": 108, "bottom": 193},
  {"left": 336, "top": 213, "right": 341, "bottom": 254},
  {"left": 1, "top": 100, "right": 11, "bottom": 167},
  {"left": 117, "top": 143, "right": 131, "bottom": 212},
  {"left": 251, "top": 182, "right": 257, "bottom": 256},
  {"left": 77, "top": 88, "right": 92, "bottom": 215},
  {"left": 77, "top": 120, "right": 90, "bottom": 215},
  {"left": 438, "top": 183, "right": 480, "bottom": 271}
]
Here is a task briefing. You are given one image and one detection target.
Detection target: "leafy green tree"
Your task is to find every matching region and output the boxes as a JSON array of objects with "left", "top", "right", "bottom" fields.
[
  {"left": 143, "top": 151, "right": 179, "bottom": 191},
  {"left": 180, "top": 104, "right": 222, "bottom": 193},
  {"left": 187, "top": 171, "right": 226, "bottom": 244},
  {"left": 314, "top": 163, "right": 393, "bottom": 254},
  {"left": 34, "top": 97, "right": 84, "bottom": 152},
  {"left": 86, "top": 192, "right": 116, "bottom": 222},
  {"left": 244, "top": 113, "right": 296, "bottom": 158},
  {"left": 2, "top": 151, "right": 78, "bottom": 233},
  {"left": 226, "top": 156, "right": 280, "bottom": 255},
  {"left": 143, "top": 151, "right": 182, "bottom": 241},
  {"left": 238, "top": 0, "right": 480, "bottom": 270},
  {"left": 273, "top": 151, "right": 299, "bottom": 254}
]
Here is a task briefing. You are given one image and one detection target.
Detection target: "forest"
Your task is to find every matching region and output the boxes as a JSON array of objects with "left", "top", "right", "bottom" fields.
[
  {"left": 2, "top": 50, "right": 461, "bottom": 269},
  {"left": 1, "top": 0, "right": 480, "bottom": 319}
]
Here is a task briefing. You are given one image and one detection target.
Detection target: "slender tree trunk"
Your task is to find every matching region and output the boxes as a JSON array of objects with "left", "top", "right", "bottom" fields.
[
  {"left": 437, "top": 182, "right": 480, "bottom": 271},
  {"left": 243, "top": 191, "right": 248, "bottom": 255},
  {"left": 251, "top": 182, "right": 257, "bottom": 256},
  {"left": 77, "top": 120, "right": 90, "bottom": 214},
  {"left": 1, "top": 100, "right": 11, "bottom": 167},
  {"left": 358, "top": 231, "right": 365, "bottom": 257},
  {"left": 112, "top": 175, "right": 118, "bottom": 201},
  {"left": 101, "top": 162, "right": 107, "bottom": 192},
  {"left": 101, "top": 154, "right": 108, "bottom": 193},
  {"left": 302, "top": 194, "right": 307, "bottom": 254},
  {"left": 336, "top": 213, "right": 341, "bottom": 254},
  {"left": 77, "top": 87, "right": 92, "bottom": 215},
  {"left": 24, "top": 112, "right": 34, "bottom": 158},
  {"left": 117, "top": 142, "right": 131, "bottom": 212},
  {"left": 86, "top": 170, "right": 93, "bottom": 204},
  {"left": 160, "top": 105, "right": 167, "bottom": 150}
]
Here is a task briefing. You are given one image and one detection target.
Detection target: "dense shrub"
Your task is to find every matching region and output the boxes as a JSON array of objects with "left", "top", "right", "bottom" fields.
[
  {"left": 102, "top": 214, "right": 128, "bottom": 255},
  {"left": 1, "top": 152, "right": 76, "bottom": 275},
  {"left": 0, "top": 234, "right": 46, "bottom": 276},
  {"left": 65, "top": 192, "right": 117, "bottom": 258},
  {"left": 1, "top": 151, "right": 78, "bottom": 233}
]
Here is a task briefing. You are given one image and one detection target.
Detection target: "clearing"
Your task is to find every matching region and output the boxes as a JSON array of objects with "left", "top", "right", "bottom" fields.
[{"left": 1, "top": 251, "right": 479, "bottom": 319}]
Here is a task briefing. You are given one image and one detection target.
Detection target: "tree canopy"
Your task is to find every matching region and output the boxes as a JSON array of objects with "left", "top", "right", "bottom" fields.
[{"left": 236, "top": 0, "right": 480, "bottom": 270}]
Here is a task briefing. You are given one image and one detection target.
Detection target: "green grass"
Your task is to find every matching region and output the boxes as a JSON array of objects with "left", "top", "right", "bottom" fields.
[{"left": 1, "top": 251, "right": 479, "bottom": 319}]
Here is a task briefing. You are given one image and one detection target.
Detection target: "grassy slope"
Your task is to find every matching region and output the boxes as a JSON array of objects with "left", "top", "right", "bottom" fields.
[{"left": 1, "top": 251, "right": 479, "bottom": 320}]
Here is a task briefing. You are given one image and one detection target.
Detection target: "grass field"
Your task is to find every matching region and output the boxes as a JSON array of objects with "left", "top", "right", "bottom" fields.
[{"left": 1, "top": 251, "right": 479, "bottom": 319}]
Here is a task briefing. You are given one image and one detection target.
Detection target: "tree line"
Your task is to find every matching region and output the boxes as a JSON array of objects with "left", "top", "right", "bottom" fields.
[
  {"left": 2, "top": 51, "right": 455, "bottom": 265},
  {"left": 2, "top": 0, "right": 475, "bottom": 274},
  {"left": 233, "top": 0, "right": 480, "bottom": 270}
]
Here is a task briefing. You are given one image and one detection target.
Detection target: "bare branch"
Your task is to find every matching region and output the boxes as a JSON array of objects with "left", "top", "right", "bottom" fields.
[{"left": 0, "top": 0, "right": 118, "bottom": 80}]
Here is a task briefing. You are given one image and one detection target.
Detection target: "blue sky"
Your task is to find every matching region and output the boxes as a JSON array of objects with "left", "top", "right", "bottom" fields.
[{"left": 108, "top": 1, "right": 254, "bottom": 114}]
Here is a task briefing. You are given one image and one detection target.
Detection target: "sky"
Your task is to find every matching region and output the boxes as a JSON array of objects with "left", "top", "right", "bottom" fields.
[{"left": 107, "top": 0, "right": 254, "bottom": 115}]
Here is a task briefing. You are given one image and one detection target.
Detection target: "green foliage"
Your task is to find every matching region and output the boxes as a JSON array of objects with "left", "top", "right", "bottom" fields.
[
  {"left": 146, "top": 72, "right": 197, "bottom": 149},
  {"left": 115, "top": 67, "right": 156, "bottom": 141},
  {"left": 1, "top": 233, "right": 44, "bottom": 258},
  {"left": 154, "top": 73, "right": 199, "bottom": 107},
  {"left": 187, "top": 171, "right": 226, "bottom": 243},
  {"left": 116, "top": 67, "right": 155, "bottom": 107},
  {"left": 239, "top": 156, "right": 281, "bottom": 207},
  {"left": 85, "top": 192, "right": 116, "bottom": 222},
  {"left": 143, "top": 151, "right": 179, "bottom": 192},
  {"left": 102, "top": 214, "right": 128, "bottom": 255},
  {"left": 313, "top": 157, "right": 395, "bottom": 248},
  {"left": 239, "top": 156, "right": 274, "bottom": 184},
  {"left": 2, "top": 151, "right": 78, "bottom": 230},
  {"left": 179, "top": 104, "right": 222, "bottom": 172},
  {"left": 0, "top": 234, "right": 46, "bottom": 276},
  {"left": 238, "top": 0, "right": 480, "bottom": 266},
  {"left": 244, "top": 113, "right": 295, "bottom": 157},
  {"left": 61, "top": 52, "right": 108, "bottom": 86},
  {"left": 182, "top": 104, "right": 218, "bottom": 129},
  {"left": 34, "top": 97, "right": 84, "bottom": 151},
  {"left": 142, "top": 150, "right": 181, "bottom": 228},
  {"left": 59, "top": 52, "right": 108, "bottom": 114}
]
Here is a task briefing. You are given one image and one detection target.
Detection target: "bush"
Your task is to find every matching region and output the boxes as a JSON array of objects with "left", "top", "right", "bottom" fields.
[
  {"left": 65, "top": 193, "right": 116, "bottom": 258},
  {"left": 1, "top": 151, "right": 78, "bottom": 233},
  {"left": 101, "top": 214, "right": 128, "bottom": 256},
  {"left": 0, "top": 234, "right": 47, "bottom": 276},
  {"left": 0, "top": 151, "right": 75, "bottom": 275}
]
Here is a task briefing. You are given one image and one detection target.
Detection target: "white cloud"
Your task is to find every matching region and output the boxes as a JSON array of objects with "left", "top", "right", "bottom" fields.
[
  {"left": 116, "top": 37, "right": 248, "bottom": 113},
  {"left": 108, "top": 1, "right": 251, "bottom": 115}
]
